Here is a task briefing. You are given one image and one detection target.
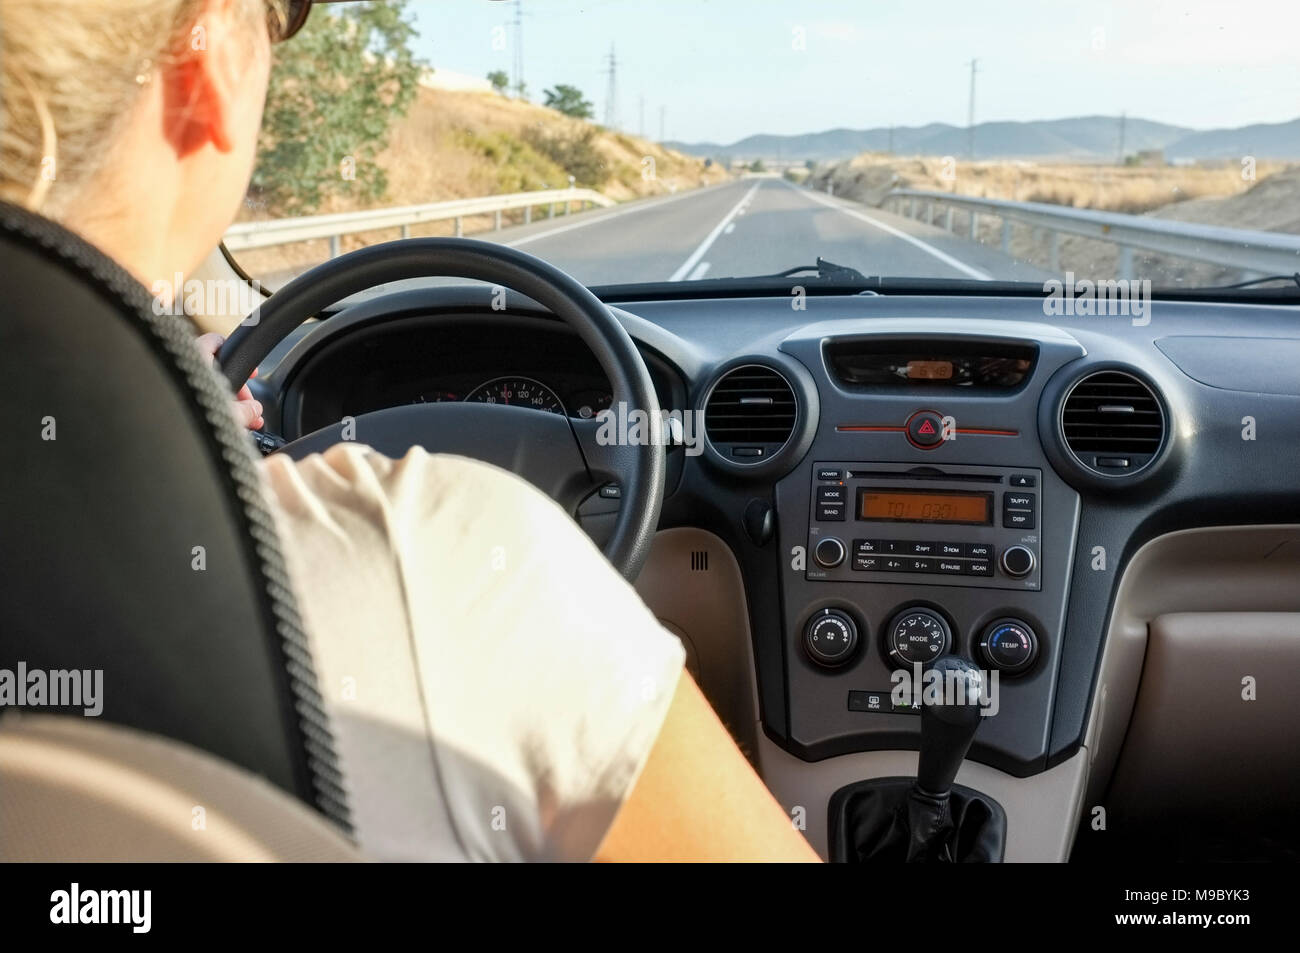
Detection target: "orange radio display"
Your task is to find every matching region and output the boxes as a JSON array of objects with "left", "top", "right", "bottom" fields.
[{"left": 857, "top": 489, "right": 992, "bottom": 525}]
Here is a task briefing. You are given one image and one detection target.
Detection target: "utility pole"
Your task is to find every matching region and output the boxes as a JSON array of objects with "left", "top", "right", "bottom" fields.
[
  {"left": 1117, "top": 111, "right": 1127, "bottom": 165},
  {"left": 603, "top": 44, "right": 618, "bottom": 130},
  {"left": 659, "top": 106, "right": 666, "bottom": 142},
  {"left": 639, "top": 95, "right": 645, "bottom": 139},
  {"left": 511, "top": 0, "right": 525, "bottom": 99},
  {"left": 966, "top": 58, "right": 979, "bottom": 160}
]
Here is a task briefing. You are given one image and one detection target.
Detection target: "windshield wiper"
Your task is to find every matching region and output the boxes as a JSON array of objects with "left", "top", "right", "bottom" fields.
[
  {"left": 1200, "top": 272, "right": 1300, "bottom": 291},
  {"left": 766, "top": 257, "right": 873, "bottom": 283}
]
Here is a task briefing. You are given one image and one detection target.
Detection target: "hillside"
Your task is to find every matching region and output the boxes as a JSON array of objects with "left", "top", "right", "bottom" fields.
[
  {"left": 669, "top": 114, "right": 1300, "bottom": 162},
  {"left": 235, "top": 86, "right": 727, "bottom": 279}
]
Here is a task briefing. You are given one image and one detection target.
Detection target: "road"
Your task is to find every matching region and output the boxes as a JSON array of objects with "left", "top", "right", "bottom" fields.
[
  {"left": 255, "top": 176, "right": 1051, "bottom": 292},
  {"left": 489, "top": 176, "right": 1050, "bottom": 286}
]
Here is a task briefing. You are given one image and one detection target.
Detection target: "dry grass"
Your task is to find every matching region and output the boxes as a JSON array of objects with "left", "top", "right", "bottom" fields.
[
  {"left": 234, "top": 88, "right": 727, "bottom": 280},
  {"left": 811, "top": 153, "right": 1293, "bottom": 215}
]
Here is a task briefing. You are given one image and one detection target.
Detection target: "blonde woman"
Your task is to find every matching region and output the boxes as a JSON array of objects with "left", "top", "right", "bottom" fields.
[{"left": 0, "top": 0, "right": 818, "bottom": 862}]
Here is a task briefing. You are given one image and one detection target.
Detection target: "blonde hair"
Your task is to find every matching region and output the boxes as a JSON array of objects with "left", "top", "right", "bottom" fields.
[{"left": 0, "top": 0, "right": 276, "bottom": 211}]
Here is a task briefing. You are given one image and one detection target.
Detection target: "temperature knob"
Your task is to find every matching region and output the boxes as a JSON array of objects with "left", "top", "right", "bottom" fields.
[
  {"left": 803, "top": 608, "right": 860, "bottom": 668},
  {"left": 978, "top": 618, "right": 1039, "bottom": 675},
  {"left": 884, "top": 608, "right": 952, "bottom": 668}
]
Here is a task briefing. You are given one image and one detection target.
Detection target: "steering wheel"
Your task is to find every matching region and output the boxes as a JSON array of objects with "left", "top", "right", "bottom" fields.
[{"left": 218, "top": 237, "right": 665, "bottom": 580}]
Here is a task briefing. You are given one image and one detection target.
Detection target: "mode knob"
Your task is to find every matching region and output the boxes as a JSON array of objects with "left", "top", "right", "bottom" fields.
[
  {"left": 814, "top": 536, "right": 847, "bottom": 568},
  {"left": 804, "top": 608, "right": 860, "bottom": 668}
]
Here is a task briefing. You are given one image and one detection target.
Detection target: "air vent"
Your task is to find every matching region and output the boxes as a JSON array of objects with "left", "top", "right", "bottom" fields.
[
  {"left": 1061, "top": 370, "right": 1166, "bottom": 476},
  {"left": 704, "top": 364, "right": 797, "bottom": 463}
]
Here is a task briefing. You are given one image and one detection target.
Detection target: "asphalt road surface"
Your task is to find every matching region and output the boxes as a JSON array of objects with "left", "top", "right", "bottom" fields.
[{"left": 491, "top": 175, "right": 1051, "bottom": 286}]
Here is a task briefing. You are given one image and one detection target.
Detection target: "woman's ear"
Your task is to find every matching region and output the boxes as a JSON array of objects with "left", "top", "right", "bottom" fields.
[{"left": 160, "top": 0, "right": 264, "bottom": 157}]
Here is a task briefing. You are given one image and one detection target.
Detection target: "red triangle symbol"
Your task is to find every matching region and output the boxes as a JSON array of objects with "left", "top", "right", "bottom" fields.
[{"left": 918, "top": 420, "right": 936, "bottom": 435}]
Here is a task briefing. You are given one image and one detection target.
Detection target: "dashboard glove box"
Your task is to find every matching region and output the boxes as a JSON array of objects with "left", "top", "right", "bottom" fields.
[{"left": 828, "top": 777, "right": 1007, "bottom": 863}]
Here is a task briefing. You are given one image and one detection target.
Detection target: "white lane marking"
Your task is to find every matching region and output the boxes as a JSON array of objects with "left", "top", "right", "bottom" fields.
[
  {"left": 688, "top": 261, "right": 711, "bottom": 280},
  {"left": 668, "top": 181, "right": 762, "bottom": 281},
  {"left": 795, "top": 183, "right": 991, "bottom": 280},
  {"left": 505, "top": 186, "right": 708, "bottom": 248},
  {"left": 724, "top": 222, "right": 736, "bottom": 234}
]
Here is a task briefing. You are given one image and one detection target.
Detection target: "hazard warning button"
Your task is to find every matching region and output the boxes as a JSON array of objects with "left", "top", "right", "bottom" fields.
[{"left": 905, "top": 410, "right": 945, "bottom": 449}]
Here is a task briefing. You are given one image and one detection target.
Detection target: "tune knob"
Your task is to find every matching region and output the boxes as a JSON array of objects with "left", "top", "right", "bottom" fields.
[
  {"left": 814, "top": 536, "right": 846, "bottom": 568},
  {"left": 1000, "top": 545, "right": 1036, "bottom": 578},
  {"left": 978, "top": 618, "right": 1039, "bottom": 675},
  {"left": 804, "top": 608, "right": 860, "bottom": 668}
]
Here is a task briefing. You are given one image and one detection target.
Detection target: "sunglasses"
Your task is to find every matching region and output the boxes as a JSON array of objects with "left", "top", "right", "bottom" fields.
[{"left": 268, "top": 0, "right": 313, "bottom": 44}]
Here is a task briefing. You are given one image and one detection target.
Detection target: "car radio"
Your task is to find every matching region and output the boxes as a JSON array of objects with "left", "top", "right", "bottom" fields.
[{"left": 806, "top": 461, "right": 1041, "bottom": 591}]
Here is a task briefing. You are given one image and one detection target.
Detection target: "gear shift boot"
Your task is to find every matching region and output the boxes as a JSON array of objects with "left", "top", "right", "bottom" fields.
[{"left": 828, "top": 777, "right": 1006, "bottom": 862}]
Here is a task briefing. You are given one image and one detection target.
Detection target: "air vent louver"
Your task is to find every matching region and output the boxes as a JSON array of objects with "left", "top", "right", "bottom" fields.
[
  {"left": 704, "top": 364, "right": 797, "bottom": 462},
  {"left": 1061, "top": 371, "right": 1165, "bottom": 475}
]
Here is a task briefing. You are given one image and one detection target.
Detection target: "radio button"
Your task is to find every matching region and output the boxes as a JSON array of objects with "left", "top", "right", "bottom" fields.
[
  {"left": 965, "top": 543, "right": 993, "bottom": 559},
  {"left": 936, "top": 560, "right": 966, "bottom": 574},
  {"left": 1009, "top": 474, "right": 1036, "bottom": 487},
  {"left": 938, "top": 542, "right": 964, "bottom": 557},
  {"left": 967, "top": 559, "right": 994, "bottom": 576},
  {"left": 1004, "top": 492, "right": 1036, "bottom": 509},
  {"left": 817, "top": 486, "right": 846, "bottom": 504},
  {"left": 854, "top": 539, "right": 882, "bottom": 555},
  {"left": 905, "top": 540, "right": 937, "bottom": 556},
  {"left": 854, "top": 555, "right": 882, "bottom": 572},
  {"left": 880, "top": 540, "right": 904, "bottom": 554},
  {"left": 908, "top": 557, "right": 936, "bottom": 573},
  {"left": 1003, "top": 509, "right": 1036, "bottom": 530},
  {"left": 882, "top": 557, "right": 908, "bottom": 572},
  {"left": 816, "top": 467, "right": 842, "bottom": 481},
  {"left": 816, "top": 503, "right": 846, "bottom": 521}
]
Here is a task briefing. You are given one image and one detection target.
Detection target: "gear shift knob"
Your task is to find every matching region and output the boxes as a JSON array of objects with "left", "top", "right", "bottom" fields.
[{"left": 916, "top": 655, "right": 985, "bottom": 797}]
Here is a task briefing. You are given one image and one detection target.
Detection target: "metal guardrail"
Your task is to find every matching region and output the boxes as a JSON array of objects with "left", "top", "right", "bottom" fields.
[
  {"left": 882, "top": 188, "right": 1300, "bottom": 279},
  {"left": 224, "top": 187, "right": 616, "bottom": 256}
]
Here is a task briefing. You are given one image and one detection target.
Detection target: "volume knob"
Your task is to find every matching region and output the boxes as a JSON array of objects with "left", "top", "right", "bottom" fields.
[{"left": 814, "top": 537, "right": 846, "bottom": 568}]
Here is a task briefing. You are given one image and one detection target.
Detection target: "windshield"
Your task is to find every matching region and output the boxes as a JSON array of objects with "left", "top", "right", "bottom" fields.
[{"left": 230, "top": 0, "right": 1300, "bottom": 294}]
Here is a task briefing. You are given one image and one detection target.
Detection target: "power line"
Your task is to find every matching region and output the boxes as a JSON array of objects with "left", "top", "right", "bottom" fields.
[
  {"left": 966, "top": 58, "right": 979, "bottom": 159},
  {"left": 603, "top": 43, "right": 618, "bottom": 129}
]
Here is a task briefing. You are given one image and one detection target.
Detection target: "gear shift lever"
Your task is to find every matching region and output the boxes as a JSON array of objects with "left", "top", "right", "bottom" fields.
[{"left": 916, "top": 655, "right": 985, "bottom": 797}]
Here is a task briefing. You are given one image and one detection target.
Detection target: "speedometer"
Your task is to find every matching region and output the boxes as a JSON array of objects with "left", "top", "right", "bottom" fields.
[{"left": 465, "top": 376, "right": 566, "bottom": 415}]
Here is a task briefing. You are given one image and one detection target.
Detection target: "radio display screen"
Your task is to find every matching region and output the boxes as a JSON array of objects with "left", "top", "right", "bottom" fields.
[{"left": 857, "top": 488, "right": 992, "bottom": 525}]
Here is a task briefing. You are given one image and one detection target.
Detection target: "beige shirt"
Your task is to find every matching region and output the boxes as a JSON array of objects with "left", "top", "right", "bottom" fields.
[{"left": 261, "top": 445, "right": 685, "bottom": 862}]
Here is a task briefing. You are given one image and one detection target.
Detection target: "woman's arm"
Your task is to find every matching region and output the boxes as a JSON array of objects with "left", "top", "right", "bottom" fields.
[{"left": 595, "top": 671, "right": 821, "bottom": 862}]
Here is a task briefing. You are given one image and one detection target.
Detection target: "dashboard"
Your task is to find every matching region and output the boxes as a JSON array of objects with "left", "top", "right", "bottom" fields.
[{"left": 252, "top": 283, "right": 1300, "bottom": 860}]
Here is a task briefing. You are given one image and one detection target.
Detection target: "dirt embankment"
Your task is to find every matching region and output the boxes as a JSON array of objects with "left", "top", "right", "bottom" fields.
[
  {"left": 235, "top": 87, "right": 729, "bottom": 280},
  {"left": 809, "top": 154, "right": 1300, "bottom": 285}
]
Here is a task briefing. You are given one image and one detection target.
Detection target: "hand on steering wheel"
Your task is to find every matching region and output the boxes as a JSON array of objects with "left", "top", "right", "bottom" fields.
[{"left": 217, "top": 238, "right": 665, "bottom": 579}]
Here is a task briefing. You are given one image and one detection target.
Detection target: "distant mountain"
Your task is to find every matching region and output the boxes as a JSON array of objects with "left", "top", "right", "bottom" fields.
[
  {"left": 1164, "top": 117, "right": 1300, "bottom": 160},
  {"left": 666, "top": 115, "right": 1300, "bottom": 162}
]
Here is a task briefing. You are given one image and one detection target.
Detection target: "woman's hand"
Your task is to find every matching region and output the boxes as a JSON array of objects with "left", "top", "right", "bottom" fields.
[{"left": 195, "top": 332, "right": 264, "bottom": 431}]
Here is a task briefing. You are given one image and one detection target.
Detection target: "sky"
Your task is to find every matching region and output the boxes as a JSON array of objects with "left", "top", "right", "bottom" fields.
[{"left": 407, "top": 0, "right": 1300, "bottom": 145}]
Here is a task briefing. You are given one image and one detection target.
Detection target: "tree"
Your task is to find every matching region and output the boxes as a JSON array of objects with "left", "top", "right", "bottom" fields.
[
  {"left": 487, "top": 70, "right": 509, "bottom": 95},
  {"left": 542, "top": 84, "right": 595, "bottom": 119},
  {"left": 251, "top": 0, "right": 423, "bottom": 215}
]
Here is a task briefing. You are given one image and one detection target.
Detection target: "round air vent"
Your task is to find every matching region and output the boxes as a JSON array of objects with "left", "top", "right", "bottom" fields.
[
  {"left": 1060, "top": 370, "right": 1167, "bottom": 477},
  {"left": 703, "top": 364, "right": 797, "bottom": 464}
]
